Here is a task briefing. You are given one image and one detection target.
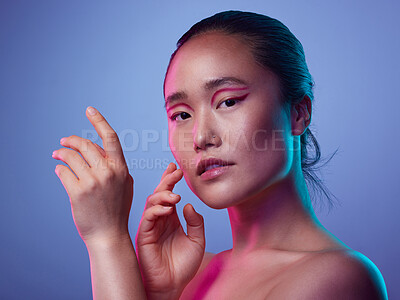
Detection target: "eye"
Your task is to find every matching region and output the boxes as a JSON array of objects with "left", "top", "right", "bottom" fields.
[
  {"left": 218, "top": 93, "right": 249, "bottom": 108},
  {"left": 170, "top": 111, "right": 191, "bottom": 121},
  {"left": 218, "top": 99, "right": 239, "bottom": 108}
]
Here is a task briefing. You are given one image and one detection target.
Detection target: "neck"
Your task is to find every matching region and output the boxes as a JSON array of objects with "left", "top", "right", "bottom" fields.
[{"left": 227, "top": 166, "right": 339, "bottom": 258}]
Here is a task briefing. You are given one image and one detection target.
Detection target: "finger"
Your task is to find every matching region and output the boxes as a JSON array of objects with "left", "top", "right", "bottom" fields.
[
  {"left": 140, "top": 205, "right": 174, "bottom": 234},
  {"left": 85, "top": 106, "right": 125, "bottom": 167},
  {"left": 55, "top": 164, "right": 79, "bottom": 198},
  {"left": 52, "top": 148, "right": 91, "bottom": 180},
  {"left": 145, "top": 190, "right": 181, "bottom": 210},
  {"left": 183, "top": 204, "right": 205, "bottom": 248},
  {"left": 160, "top": 162, "right": 177, "bottom": 181},
  {"left": 60, "top": 135, "right": 105, "bottom": 168},
  {"left": 153, "top": 168, "right": 184, "bottom": 194},
  {"left": 93, "top": 143, "right": 106, "bottom": 158}
]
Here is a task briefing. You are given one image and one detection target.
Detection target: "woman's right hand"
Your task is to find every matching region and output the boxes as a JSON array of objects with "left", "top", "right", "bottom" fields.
[{"left": 135, "top": 162, "right": 205, "bottom": 300}]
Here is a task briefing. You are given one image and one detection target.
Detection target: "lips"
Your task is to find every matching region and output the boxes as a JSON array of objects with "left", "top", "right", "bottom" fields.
[{"left": 196, "top": 158, "right": 234, "bottom": 176}]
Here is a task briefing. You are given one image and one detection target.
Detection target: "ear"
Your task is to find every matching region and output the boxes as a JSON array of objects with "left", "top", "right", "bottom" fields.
[{"left": 291, "top": 95, "right": 312, "bottom": 136}]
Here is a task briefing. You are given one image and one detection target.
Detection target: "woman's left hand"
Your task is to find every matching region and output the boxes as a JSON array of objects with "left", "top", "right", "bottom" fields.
[{"left": 52, "top": 106, "right": 133, "bottom": 246}]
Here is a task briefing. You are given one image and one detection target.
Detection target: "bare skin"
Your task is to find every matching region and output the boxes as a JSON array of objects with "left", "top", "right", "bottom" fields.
[
  {"left": 53, "top": 105, "right": 387, "bottom": 299},
  {"left": 53, "top": 106, "right": 147, "bottom": 299},
  {"left": 182, "top": 247, "right": 386, "bottom": 299},
  {"left": 163, "top": 31, "right": 387, "bottom": 299},
  {"left": 53, "top": 30, "right": 387, "bottom": 299}
]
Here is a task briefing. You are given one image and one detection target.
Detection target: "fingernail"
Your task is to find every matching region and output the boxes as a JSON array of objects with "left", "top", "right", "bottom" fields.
[
  {"left": 163, "top": 206, "right": 173, "bottom": 210},
  {"left": 169, "top": 193, "right": 177, "bottom": 198},
  {"left": 87, "top": 106, "right": 97, "bottom": 115},
  {"left": 60, "top": 137, "right": 66, "bottom": 144},
  {"left": 52, "top": 150, "right": 57, "bottom": 158}
]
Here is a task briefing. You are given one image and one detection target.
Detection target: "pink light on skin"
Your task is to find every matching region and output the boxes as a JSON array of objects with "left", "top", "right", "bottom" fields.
[
  {"left": 193, "top": 257, "right": 224, "bottom": 298},
  {"left": 166, "top": 87, "right": 250, "bottom": 113},
  {"left": 210, "top": 87, "right": 249, "bottom": 106},
  {"left": 166, "top": 103, "right": 193, "bottom": 114}
]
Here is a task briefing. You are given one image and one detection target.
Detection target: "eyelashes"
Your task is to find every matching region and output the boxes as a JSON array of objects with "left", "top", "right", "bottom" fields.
[
  {"left": 170, "top": 111, "right": 191, "bottom": 121},
  {"left": 169, "top": 93, "right": 249, "bottom": 122},
  {"left": 218, "top": 98, "right": 240, "bottom": 108},
  {"left": 217, "top": 93, "right": 249, "bottom": 109}
]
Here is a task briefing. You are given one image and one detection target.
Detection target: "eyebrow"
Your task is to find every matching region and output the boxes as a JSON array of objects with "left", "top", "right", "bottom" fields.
[{"left": 164, "top": 76, "right": 249, "bottom": 109}]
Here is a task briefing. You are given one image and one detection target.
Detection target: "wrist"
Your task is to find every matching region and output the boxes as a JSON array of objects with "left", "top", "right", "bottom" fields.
[{"left": 85, "top": 230, "right": 132, "bottom": 253}]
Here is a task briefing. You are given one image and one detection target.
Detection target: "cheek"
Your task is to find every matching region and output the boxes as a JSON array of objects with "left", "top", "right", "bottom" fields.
[
  {"left": 234, "top": 108, "right": 293, "bottom": 185},
  {"left": 249, "top": 128, "right": 287, "bottom": 154},
  {"left": 169, "top": 129, "right": 196, "bottom": 172},
  {"left": 169, "top": 127, "right": 192, "bottom": 152},
  {"left": 227, "top": 109, "right": 279, "bottom": 156},
  {"left": 246, "top": 105, "right": 290, "bottom": 154},
  {"left": 251, "top": 115, "right": 293, "bottom": 185}
]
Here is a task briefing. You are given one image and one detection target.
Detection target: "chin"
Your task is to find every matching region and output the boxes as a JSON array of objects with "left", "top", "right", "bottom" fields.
[
  {"left": 191, "top": 172, "right": 286, "bottom": 210},
  {"left": 180, "top": 173, "right": 227, "bottom": 208},
  {"left": 197, "top": 192, "right": 237, "bottom": 210},
  {"left": 181, "top": 156, "right": 290, "bottom": 210},
  {"left": 190, "top": 180, "right": 249, "bottom": 209}
]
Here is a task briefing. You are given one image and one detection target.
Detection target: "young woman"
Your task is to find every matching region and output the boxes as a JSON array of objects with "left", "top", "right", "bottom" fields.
[{"left": 53, "top": 10, "right": 388, "bottom": 299}]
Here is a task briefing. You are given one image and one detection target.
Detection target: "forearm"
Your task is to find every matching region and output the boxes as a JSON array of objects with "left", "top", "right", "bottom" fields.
[{"left": 86, "top": 233, "right": 147, "bottom": 300}]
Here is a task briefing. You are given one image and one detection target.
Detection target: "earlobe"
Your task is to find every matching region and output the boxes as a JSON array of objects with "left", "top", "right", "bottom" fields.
[{"left": 291, "top": 95, "right": 312, "bottom": 136}]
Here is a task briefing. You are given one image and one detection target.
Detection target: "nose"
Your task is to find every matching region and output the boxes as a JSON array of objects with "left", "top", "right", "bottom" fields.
[{"left": 192, "top": 112, "right": 222, "bottom": 151}]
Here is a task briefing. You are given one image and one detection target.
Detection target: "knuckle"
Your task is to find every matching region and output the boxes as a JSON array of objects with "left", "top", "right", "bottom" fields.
[
  {"left": 106, "top": 131, "right": 119, "bottom": 142},
  {"left": 146, "top": 194, "right": 155, "bottom": 204},
  {"left": 56, "top": 165, "right": 64, "bottom": 175},
  {"left": 86, "top": 139, "right": 95, "bottom": 147},
  {"left": 152, "top": 204, "right": 164, "bottom": 214},
  {"left": 93, "top": 113, "right": 104, "bottom": 122},
  {"left": 96, "top": 159, "right": 110, "bottom": 171},
  {"left": 58, "top": 148, "right": 68, "bottom": 157},
  {"left": 67, "top": 135, "right": 78, "bottom": 144},
  {"left": 105, "top": 157, "right": 118, "bottom": 169},
  {"left": 66, "top": 149, "right": 78, "bottom": 160},
  {"left": 167, "top": 171, "right": 177, "bottom": 180},
  {"left": 163, "top": 190, "right": 173, "bottom": 198},
  {"left": 81, "top": 139, "right": 93, "bottom": 153},
  {"left": 122, "top": 168, "right": 132, "bottom": 180},
  {"left": 102, "top": 168, "right": 116, "bottom": 181},
  {"left": 143, "top": 206, "right": 153, "bottom": 218},
  {"left": 84, "top": 176, "right": 98, "bottom": 191},
  {"left": 93, "top": 158, "right": 103, "bottom": 169}
]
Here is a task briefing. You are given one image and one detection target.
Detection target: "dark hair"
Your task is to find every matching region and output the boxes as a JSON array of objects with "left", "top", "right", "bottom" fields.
[{"left": 163, "top": 10, "right": 340, "bottom": 212}]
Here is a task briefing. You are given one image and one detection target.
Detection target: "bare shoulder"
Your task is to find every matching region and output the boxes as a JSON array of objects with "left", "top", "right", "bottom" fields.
[{"left": 270, "top": 249, "right": 388, "bottom": 300}]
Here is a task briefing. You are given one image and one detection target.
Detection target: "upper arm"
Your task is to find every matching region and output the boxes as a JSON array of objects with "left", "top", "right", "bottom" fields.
[{"left": 271, "top": 251, "right": 388, "bottom": 300}]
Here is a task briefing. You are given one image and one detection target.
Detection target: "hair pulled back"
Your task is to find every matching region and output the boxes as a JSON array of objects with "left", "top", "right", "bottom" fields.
[{"left": 163, "top": 10, "right": 339, "bottom": 211}]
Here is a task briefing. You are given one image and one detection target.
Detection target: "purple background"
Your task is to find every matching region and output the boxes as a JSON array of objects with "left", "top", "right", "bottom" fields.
[{"left": 0, "top": 0, "right": 398, "bottom": 298}]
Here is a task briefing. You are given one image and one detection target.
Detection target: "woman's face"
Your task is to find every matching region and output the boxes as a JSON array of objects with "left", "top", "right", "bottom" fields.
[{"left": 164, "top": 32, "right": 295, "bottom": 209}]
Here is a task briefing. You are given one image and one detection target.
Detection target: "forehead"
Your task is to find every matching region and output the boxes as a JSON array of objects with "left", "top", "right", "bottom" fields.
[{"left": 164, "top": 32, "right": 265, "bottom": 96}]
